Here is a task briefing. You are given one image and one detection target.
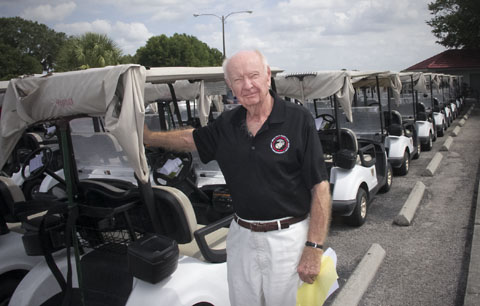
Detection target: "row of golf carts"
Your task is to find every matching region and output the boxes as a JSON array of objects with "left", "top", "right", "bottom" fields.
[{"left": 0, "top": 66, "right": 465, "bottom": 305}]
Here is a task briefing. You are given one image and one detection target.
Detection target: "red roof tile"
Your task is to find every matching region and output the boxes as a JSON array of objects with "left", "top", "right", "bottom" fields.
[{"left": 405, "top": 49, "right": 480, "bottom": 70}]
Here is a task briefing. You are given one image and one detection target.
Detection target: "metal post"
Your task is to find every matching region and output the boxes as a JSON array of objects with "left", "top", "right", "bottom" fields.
[{"left": 222, "top": 16, "right": 226, "bottom": 57}]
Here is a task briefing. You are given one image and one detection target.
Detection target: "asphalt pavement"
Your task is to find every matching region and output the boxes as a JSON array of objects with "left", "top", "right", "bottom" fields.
[{"left": 325, "top": 99, "right": 480, "bottom": 306}]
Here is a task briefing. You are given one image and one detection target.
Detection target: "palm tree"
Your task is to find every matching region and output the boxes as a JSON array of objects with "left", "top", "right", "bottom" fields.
[{"left": 56, "top": 32, "right": 122, "bottom": 71}]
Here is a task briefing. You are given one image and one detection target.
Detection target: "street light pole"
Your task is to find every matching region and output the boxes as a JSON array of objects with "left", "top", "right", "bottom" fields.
[{"left": 193, "top": 10, "right": 253, "bottom": 57}]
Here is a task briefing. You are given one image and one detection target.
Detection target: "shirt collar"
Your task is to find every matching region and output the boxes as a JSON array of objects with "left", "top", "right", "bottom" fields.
[{"left": 231, "top": 90, "right": 286, "bottom": 126}]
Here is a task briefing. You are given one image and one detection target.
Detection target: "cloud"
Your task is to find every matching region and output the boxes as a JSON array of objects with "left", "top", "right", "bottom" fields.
[
  {"left": 55, "top": 19, "right": 153, "bottom": 55},
  {"left": 21, "top": 2, "right": 76, "bottom": 22}
]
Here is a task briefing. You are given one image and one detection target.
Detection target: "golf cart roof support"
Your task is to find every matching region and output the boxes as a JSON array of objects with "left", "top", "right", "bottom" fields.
[
  {"left": 375, "top": 76, "right": 385, "bottom": 138},
  {"left": 429, "top": 74, "right": 434, "bottom": 106},
  {"left": 333, "top": 95, "right": 342, "bottom": 152},
  {"left": 387, "top": 87, "right": 392, "bottom": 121},
  {"left": 156, "top": 101, "right": 169, "bottom": 131},
  {"left": 167, "top": 83, "right": 184, "bottom": 128},
  {"left": 410, "top": 74, "right": 417, "bottom": 120},
  {"left": 56, "top": 118, "right": 84, "bottom": 292}
]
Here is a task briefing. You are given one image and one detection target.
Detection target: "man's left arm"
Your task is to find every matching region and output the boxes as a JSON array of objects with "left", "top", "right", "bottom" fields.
[{"left": 297, "top": 180, "right": 331, "bottom": 284}]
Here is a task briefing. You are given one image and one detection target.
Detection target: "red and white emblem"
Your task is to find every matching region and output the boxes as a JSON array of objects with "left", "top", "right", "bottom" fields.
[{"left": 271, "top": 135, "right": 290, "bottom": 154}]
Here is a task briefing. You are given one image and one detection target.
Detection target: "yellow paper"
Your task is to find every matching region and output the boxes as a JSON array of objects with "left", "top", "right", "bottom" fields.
[{"left": 296, "top": 251, "right": 339, "bottom": 306}]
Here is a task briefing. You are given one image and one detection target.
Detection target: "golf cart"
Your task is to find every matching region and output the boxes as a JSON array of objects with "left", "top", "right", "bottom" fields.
[
  {"left": 398, "top": 72, "right": 436, "bottom": 151},
  {"left": 350, "top": 71, "right": 419, "bottom": 176},
  {"left": 275, "top": 71, "right": 392, "bottom": 226},
  {"left": 0, "top": 65, "right": 231, "bottom": 306},
  {"left": 422, "top": 73, "right": 448, "bottom": 137}
]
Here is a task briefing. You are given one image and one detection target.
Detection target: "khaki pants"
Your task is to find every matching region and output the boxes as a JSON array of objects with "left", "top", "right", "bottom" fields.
[{"left": 226, "top": 217, "right": 309, "bottom": 306}]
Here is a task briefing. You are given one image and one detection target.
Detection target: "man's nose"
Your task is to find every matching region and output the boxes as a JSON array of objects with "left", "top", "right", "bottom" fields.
[{"left": 243, "top": 77, "right": 254, "bottom": 88}]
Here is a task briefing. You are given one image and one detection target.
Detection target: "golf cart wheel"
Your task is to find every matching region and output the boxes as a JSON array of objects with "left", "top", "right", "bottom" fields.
[
  {"left": 437, "top": 125, "right": 445, "bottom": 137},
  {"left": 396, "top": 151, "right": 410, "bottom": 176},
  {"left": 422, "top": 133, "right": 433, "bottom": 151},
  {"left": 380, "top": 163, "right": 393, "bottom": 193},
  {"left": 413, "top": 141, "right": 421, "bottom": 160},
  {"left": 346, "top": 188, "right": 368, "bottom": 226}
]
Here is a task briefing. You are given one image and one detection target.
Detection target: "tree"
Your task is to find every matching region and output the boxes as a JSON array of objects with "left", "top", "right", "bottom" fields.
[
  {"left": 427, "top": 0, "right": 480, "bottom": 49},
  {"left": 0, "top": 17, "right": 67, "bottom": 79},
  {"left": 136, "top": 33, "right": 223, "bottom": 67},
  {"left": 56, "top": 32, "right": 123, "bottom": 71}
]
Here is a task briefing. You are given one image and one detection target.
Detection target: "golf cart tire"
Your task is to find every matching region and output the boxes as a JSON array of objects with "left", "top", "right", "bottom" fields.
[
  {"left": 345, "top": 188, "right": 368, "bottom": 227},
  {"left": 438, "top": 126, "right": 445, "bottom": 137},
  {"left": 422, "top": 133, "right": 433, "bottom": 151},
  {"left": 396, "top": 151, "right": 410, "bottom": 176},
  {"left": 413, "top": 141, "right": 421, "bottom": 160},
  {"left": 380, "top": 163, "right": 393, "bottom": 193}
]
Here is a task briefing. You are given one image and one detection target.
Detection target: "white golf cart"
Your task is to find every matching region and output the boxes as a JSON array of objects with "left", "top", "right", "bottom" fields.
[
  {"left": 398, "top": 72, "right": 437, "bottom": 151},
  {"left": 275, "top": 71, "right": 392, "bottom": 226},
  {"left": 0, "top": 65, "right": 231, "bottom": 306},
  {"left": 350, "top": 71, "right": 419, "bottom": 176},
  {"left": 422, "top": 73, "right": 448, "bottom": 137}
]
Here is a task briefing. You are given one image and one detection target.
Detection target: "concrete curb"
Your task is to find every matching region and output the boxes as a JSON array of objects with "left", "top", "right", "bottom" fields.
[
  {"left": 463, "top": 115, "right": 469, "bottom": 121},
  {"left": 440, "top": 136, "right": 453, "bottom": 151},
  {"left": 464, "top": 181, "right": 480, "bottom": 306},
  {"left": 452, "top": 126, "right": 461, "bottom": 137},
  {"left": 331, "top": 244, "right": 386, "bottom": 306},
  {"left": 393, "top": 181, "right": 426, "bottom": 226},
  {"left": 423, "top": 152, "right": 443, "bottom": 176}
]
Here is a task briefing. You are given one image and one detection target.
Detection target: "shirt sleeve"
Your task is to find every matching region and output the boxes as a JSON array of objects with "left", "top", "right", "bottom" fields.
[
  {"left": 301, "top": 114, "right": 329, "bottom": 190},
  {"left": 192, "top": 119, "right": 220, "bottom": 164}
]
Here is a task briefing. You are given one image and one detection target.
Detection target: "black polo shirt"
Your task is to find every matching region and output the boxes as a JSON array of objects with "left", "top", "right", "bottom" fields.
[{"left": 193, "top": 91, "right": 328, "bottom": 220}]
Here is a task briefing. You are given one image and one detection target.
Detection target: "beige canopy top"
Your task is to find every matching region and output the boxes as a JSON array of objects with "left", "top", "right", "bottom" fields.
[
  {"left": 274, "top": 71, "right": 355, "bottom": 122},
  {"left": 0, "top": 65, "right": 149, "bottom": 183}
]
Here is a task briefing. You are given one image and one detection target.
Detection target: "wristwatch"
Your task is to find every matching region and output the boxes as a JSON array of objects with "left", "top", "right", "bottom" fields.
[{"left": 305, "top": 241, "right": 323, "bottom": 250}]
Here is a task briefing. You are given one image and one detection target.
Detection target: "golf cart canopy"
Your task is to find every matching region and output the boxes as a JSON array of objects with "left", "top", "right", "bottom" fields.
[
  {"left": 348, "top": 71, "right": 403, "bottom": 105},
  {"left": 274, "top": 71, "right": 355, "bottom": 122},
  {"left": 399, "top": 72, "right": 428, "bottom": 94},
  {"left": 0, "top": 64, "right": 149, "bottom": 183}
]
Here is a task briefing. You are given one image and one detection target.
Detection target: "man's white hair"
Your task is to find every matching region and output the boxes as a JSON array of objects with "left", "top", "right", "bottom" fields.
[{"left": 222, "top": 50, "right": 269, "bottom": 84}]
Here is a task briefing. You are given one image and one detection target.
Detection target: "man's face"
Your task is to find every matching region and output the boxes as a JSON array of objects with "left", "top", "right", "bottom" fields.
[{"left": 226, "top": 52, "right": 272, "bottom": 108}]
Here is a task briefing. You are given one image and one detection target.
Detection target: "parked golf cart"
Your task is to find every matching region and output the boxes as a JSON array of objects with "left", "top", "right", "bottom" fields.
[
  {"left": 275, "top": 71, "right": 392, "bottom": 226},
  {"left": 350, "top": 71, "right": 419, "bottom": 176},
  {"left": 423, "top": 73, "right": 448, "bottom": 137},
  {"left": 0, "top": 65, "right": 231, "bottom": 306},
  {"left": 398, "top": 72, "right": 436, "bottom": 151}
]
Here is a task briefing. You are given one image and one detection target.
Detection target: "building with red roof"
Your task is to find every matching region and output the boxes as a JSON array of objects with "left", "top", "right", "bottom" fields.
[{"left": 405, "top": 49, "right": 480, "bottom": 96}]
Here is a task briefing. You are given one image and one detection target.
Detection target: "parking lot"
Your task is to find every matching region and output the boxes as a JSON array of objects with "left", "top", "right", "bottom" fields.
[{"left": 325, "top": 101, "right": 479, "bottom": 305}]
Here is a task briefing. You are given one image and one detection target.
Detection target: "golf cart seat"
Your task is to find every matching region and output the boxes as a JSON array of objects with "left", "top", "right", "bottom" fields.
[
  {"left": 0, "top": 176, "right": 61, "bottom": 232},
  {"left": 334, "top": 128, "right": 361, "bottom": 170},
  {"left": 384, "top": 110, "right": 403, "bottom": 136},
  {"left": 0, "top": 176, "right": 26, "bottom": 233},
  {"left": 416, "top": 102, "right": 428, "bottom": 121},
  {"left": 149, "top": 185, "right": 230, "bottom": 263}
]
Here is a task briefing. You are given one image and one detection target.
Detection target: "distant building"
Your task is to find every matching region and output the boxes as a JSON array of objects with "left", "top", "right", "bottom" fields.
[{"left": 405, "top": 49, "right": 480, "bottom": 97}]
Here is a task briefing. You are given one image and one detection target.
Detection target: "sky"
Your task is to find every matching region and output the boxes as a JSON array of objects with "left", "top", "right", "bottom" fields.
[{"left": 0, "top": 0, "right": 447, "bottom": 73}]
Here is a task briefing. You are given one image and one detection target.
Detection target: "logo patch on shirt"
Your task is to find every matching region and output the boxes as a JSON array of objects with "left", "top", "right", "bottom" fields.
[{"left": 271, "top": 135, "right": 290, "bottom": 154}]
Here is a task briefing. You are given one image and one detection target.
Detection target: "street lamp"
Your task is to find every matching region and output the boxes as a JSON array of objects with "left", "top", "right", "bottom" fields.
[{"left": 193, "top": 10, "right": 253, "bottom": 57}]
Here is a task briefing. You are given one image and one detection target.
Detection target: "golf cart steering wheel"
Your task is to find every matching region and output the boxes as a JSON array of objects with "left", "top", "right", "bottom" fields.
[
  {"left": 152, "top": 151, "right": 193, "bottom": 186},
  {"left": 21, "top": 146, "right": 53, "bottom": 181},
  {"left": 316, "top": 114, "right": 336, "bottom": 129}
]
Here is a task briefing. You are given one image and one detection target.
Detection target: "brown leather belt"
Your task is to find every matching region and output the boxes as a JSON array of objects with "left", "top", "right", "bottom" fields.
[{"left": 233, "top": 215, "right": 307, "bottom": 232}]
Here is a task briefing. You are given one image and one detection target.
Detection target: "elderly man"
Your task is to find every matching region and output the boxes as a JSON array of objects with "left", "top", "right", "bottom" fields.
[{"left": 143, "top": 50, "right": 331, "bottom": 306}]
